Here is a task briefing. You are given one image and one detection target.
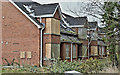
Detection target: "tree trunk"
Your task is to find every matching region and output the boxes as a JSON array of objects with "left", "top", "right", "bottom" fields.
[{"left": 118, "top": 41, "right": 120, "bottom": 74}]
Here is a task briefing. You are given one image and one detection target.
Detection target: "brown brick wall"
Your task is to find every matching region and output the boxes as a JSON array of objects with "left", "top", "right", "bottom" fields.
[{"left": 2, "top": 2, "right": 40, "bottom": 66}]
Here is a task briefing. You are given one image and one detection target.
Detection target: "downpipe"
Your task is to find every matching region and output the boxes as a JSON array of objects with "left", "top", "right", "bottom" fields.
[{"left": 40, "top": 17, "right": 45, "bottom": 67}]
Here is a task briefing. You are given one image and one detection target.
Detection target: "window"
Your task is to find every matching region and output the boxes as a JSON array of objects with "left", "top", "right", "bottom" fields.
[
  {"left": 99, "top": 46, "right": 102, "bottom": 55},
  {"left": 20, "top": 51, "right": 25, "bottom": 58},
  {"left": 73, "top": 45, "right": 77, "bottom": 58},
  {"left": 51, "top": 44, "right": 60, "bottom": 58},
  {"left": 102, "top": 47, "right": 105, "bottom": 55},
  {"left": 51, "top": 18, "right": 60, "bottom": 35},
  {"left": 46, "top": 44, "right": 51, "bottom": 59},
  {"left": 82, "top": 45, "right": 87, "bottom": 56},
  {"left": 91, "top": 46, "right": 98, "bottom": 55},
  {"left": 46, "top": 18, "right": 60, "bottom": 35},
  {"left": 78, "top": 28, "right": 87, "bottom": 39},
  {"left": 46, "top": 44, "right": 60, "bottom": 59},
  {"left": 27, "top": 51, "right": 32, "bottom": 58},
  {"left": 78, "top": 45, "right": 82, "bottom": 57},
  {"left": 65, "top": 44, "right": 70, "bottom": 59},
  {"left": 46, "top": 18, "right": 51, "bottom": 33}
]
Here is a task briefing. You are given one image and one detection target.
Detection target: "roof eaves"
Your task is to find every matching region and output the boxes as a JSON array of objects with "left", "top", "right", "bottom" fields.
[
  {"left": 70, "top": 25, "right": 84, "bottom": 28},
  {"left": 33, "top": 14, "right": 53, "bottom": 18},
  {"left": 9, "top": 0, "right": 41, "bottom": 28}
]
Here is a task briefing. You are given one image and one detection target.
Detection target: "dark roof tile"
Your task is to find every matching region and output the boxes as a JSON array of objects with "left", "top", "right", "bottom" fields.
[
  {"left": 88, "top": 22, "right": 98, "bottom": 29},
  {"left": 62, "top": 13, "right": 87, "bottom": 25}
]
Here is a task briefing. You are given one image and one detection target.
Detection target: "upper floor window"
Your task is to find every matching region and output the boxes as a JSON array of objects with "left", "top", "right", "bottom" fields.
[{"left": 46, "top": 18, "right": 60, "bottom": 35}]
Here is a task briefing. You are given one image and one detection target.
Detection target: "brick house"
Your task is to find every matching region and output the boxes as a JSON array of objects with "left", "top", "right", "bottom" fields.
[
  {"left": 62, "top": 13, "right": 89, "bottom": 59},
  {"left": 88, "top": 22, "right": 107, "bottom": 59},
  {"left": 61, "top": 13, "right": 107, "bottom": 59},
  {"left": 2, "top": 0, "right": 82, "bottom": 66},
  {"left": 60, "top": 19, "right": 82, "bottom": 62},
  {"left": 1, "top": 0, "right": 107, "bottom": 66}
]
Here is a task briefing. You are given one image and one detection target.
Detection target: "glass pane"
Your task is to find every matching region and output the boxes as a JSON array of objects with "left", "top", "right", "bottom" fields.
[
  {"left": 51, "top": 44, "right": 60, "bottom": 58},
  {"left": 73, "top": 45, "right": 76, "bottom": 58},
  {"left": 102, "top": 47, "right": 104, "bottom": 55},
  {"left": 66, "top": 44, "right": 70, "bottom": 58},
  {"left": 82, "top": 45, "right": 87, "bottom": 56},
  {"left": 99, "top": 46, "right": 102, "bottom": 55}
]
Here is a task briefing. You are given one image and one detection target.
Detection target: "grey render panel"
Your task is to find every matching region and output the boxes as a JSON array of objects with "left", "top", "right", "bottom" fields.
[
  {"left": 90, "top": 31, "right": 98, "bottom": 40},
  {"left": 78, "top": 28, "right": 87, "bottom": 39}
]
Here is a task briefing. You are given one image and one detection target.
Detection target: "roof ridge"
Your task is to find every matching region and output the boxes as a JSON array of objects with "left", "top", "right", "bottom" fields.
[{"left": 74, "top": 16, "right": 87, "bottom": 18}]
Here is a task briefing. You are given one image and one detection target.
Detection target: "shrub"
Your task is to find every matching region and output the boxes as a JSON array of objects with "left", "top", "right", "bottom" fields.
[{"left": 48, "top": 58, "right": 111, "bottom": 74}]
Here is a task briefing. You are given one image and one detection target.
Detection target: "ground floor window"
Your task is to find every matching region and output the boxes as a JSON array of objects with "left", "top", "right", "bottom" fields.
[
  {"left": 99, "top": 46, "right": 102, "bottom": 55},
  {"left": 20, "top": 51, "right": 25, "bottom": 58},
  {"left": 78, "top": 45, "right": 82, "bottom": 57},
  {"left": 46, "top": 44, "right": 51, "bottom": 59},
  {"left": 102, "top": 47, "right": 105, "bottom": 55},
  {"left": 51, "top": 44, "right": 60, "bottom": 58},
  {"left": 73, "top": 44, "right": 77, "bottom": 58},
  {"left": 65, "top": 44, "right": 70, "bottom": 59},
  {"left": 46, "top": 44, "right": 60, "bottom": 59},
  {"left": 82, "top": 45, "right": 87, "bottom": 57},
  {"left": 91, "top": 46, "right": 98, "bottom": 56}
]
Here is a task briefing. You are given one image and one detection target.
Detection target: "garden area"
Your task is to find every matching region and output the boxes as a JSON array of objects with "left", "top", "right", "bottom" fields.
[{"left": 1, "top": 57, "right": 118, "bottom": 74}]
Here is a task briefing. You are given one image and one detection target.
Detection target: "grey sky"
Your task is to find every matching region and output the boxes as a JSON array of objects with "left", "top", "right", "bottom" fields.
[{"left": 35, "top": 0, "right": 102, "bottom": 26}]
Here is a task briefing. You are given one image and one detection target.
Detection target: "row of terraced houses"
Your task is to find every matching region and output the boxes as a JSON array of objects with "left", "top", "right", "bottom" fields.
[{"left": 1, "top": 0, "right": 107, "bottom": 66}]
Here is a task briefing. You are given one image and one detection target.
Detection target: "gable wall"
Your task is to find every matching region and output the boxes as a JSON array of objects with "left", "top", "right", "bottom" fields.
[{"left": 2, "top": 2, "right": 40, "bottom": 66}]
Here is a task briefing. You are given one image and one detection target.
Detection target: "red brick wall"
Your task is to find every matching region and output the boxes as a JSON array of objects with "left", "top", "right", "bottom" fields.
[
  {"left": 90, "top": 40, "right": 98, "bottom": 46},
  {"left": 72, "top": 28, "right": 78, "bottom": 33},
  {"left": 81, "top": 40, "right": 88, "bottom": 45},
  {"left": 43, "top": 34, "right": 60, "bottom": 58},
  {"left": 2, "top": 2, "right": 40, "bottom": 66},
  {"left": 54, "top": 9, "right": 60, "bottom": 20}
]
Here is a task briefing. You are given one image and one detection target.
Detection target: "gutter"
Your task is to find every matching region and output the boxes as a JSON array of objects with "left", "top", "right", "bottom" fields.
[{"left": 40, "top": 18, "right": 45, "bottom": 67}]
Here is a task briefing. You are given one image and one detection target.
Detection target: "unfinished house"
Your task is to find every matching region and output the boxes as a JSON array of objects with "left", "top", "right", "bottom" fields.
[
  {"left": 2, "top": 0, "right": 83, "bottom": 66},
  {"left": 2, "top": 0, "right": 62, "bottom": 66},
  {"left": 61, "top": 13, "right": 89, "bottom": 59},
  {"left": 88, "top": 22, "right": 107, "bottom": 59},
  {"left": 2, "top": 0, "right": 107, "bottom": 66},
  {"left": 60, "top": 20, "right": 82, "bottom": 62},
  {"left": 98, "top": 27, "right": 107, "bottom": 57}
]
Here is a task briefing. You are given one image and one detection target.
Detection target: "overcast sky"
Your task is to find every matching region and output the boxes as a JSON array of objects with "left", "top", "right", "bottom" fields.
[{"left": 34, "top": 0, "right": 102, "bottom": 26}]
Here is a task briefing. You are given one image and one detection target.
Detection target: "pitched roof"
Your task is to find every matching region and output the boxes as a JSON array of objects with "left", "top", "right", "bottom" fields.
[
  {"left": 10, "top": 0, "right": 60, "bottom": 28},
  {"left": 11, "top": 0, "right": 42, "bottom": 28},
  {"left": 60, "top": 20, "right": 81, "bottom": 43},
  {"left": 12, "top": 0, "right": 59, "bottom": 17},
  {"left": 62, "top": 13, "right": 87, "bottom": 26},
  {"left": 60, "top": 20, "right": 77, "bottom": 35},
  {"left": 88, "top": 22, "right": 98, "bottom": 29},
  {"left": 60, "top": 34, "right": 81, "bottom": 43},
  {"left": 33, "top": 3, "right": 59, "bottom": 16}
]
